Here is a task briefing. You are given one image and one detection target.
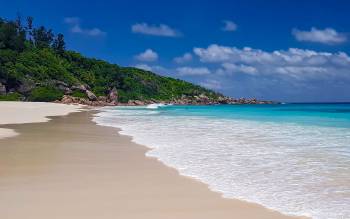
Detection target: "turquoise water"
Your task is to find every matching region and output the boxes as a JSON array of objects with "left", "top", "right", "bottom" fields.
[
  {"left": 149, "top": 103, "right": 350, "bottom": 128},
  {"left": 94, "top": 103, "right": 350, "bottom": 219}
]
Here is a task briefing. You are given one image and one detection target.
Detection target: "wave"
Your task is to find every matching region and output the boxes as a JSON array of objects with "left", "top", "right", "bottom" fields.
[
  {"left": 93, "top": 106, "right": 350, "bottom": 219},
  {"left": 146, "top": 103, "right": 166, "bottom": 109}
]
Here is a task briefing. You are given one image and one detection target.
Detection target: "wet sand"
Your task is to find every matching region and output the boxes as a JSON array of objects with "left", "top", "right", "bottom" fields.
[{"left": 0, "top": 110, "right": 304, "bottom": 219}]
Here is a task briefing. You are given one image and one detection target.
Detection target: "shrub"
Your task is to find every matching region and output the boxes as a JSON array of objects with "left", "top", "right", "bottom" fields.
[
  {"left": 92, "top": 86, "right": 106, "bottom": 97},
  {"left": 71, "top": 90, "right": 87, "bottom": 98},
  {"left": 28, "top": 86, "right": 63, "bottom": 102},
  {"left": 0, "top": 92, "right": 22, "bottom": 101}
]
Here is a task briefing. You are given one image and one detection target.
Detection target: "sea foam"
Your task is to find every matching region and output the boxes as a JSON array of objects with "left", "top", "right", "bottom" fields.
[{"left": 93, "top": 105, "right": 350, "bottom": 219}]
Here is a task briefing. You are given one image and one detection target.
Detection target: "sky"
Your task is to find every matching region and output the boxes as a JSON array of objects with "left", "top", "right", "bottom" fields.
[{"left": 1, "top": 0, "right": 350, "bottom": 102}]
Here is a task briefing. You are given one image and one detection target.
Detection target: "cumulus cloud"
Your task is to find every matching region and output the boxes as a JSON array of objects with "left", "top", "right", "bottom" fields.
[
  {"left": 292, "top": 27, "right": 347, "bottom": 45},
  {"left": 64, "top": 17, "right": 80, "bottom": 25},
  {"left": 222, "top": 20, "right": 237, "bottom": 32},
  {"left": 194, "top": 44, "right": 350, "bottom": 80},
  {"left": 134, "top": 63, "right": 153, "bottom": 71},
  {"left": 173, "top": 53, "right": 193, "bottom": 64},
  {"left": 176, "top": 67, "right": 211, "bottom": 76},
  {"left": 200, "top": 79, "right": 222, "bottom": 89},
  {"left": 64, "top": 17, "right": 106, "bottom": 37},
  {"left": 131, "top": 23, "right": 181, "bottom": 37},
  {"left": 135, "top": 49, "right": 158, "bottom": 62},
  {"left": 218, "top": 63, "right": 258, "bottom": 75}
]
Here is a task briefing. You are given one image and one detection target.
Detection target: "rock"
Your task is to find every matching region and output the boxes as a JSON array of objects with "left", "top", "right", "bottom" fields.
[
  {"left": 18, "top": 80, "right": 35, "bottom": 94},
  {"left": 85, "top": 90, "right": 97, "bottom": 101},
  {"left": 107, "top": 87, "right": 118, "bottom": 103},
  {"left": 61, "top": 95, "right": 74, "bottom": 104},
  {"left": 64, "top": 88, "right": 73, "bottom": 95},
  {"left": 0, "top": 83, "right": 6, "bottom": 95},
  {"left": 53, "top": 80, "right": 69, "bottom": 88},
  {"left": 134, "top": 100, "right": 145, "bottom": 105},
  {"left": 127, "top": 100, "right": 136, "bottom": 106},
  {"left": 71, "top": 84, "right": 87, "bottom": 92},
  {"left": 98, "top": 96, "right": 107, "bottom": 102}
]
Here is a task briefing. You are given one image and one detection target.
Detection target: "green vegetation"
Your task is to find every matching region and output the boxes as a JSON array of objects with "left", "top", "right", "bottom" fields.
[
  {"left": 71, "top": 90, "right": 87, "bottom": 99},
  {"left": 28, "top": 86, "right": 63, "bottom": 102},
  {"left": 0, "top": 16, "right": 223, "bottom": 103},
  {"left": 0, "top": 92, "right": 22, "bottom": 101}
]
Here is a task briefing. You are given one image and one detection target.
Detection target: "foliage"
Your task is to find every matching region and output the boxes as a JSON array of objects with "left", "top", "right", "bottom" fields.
[
  {"left": 0, "top": 16, "right": 223, "bottom": 102},
  {"left": 71, "top": 90, "right": 87, "bottom": 98},
  {"left": 0, "top": 92, "right": 22, "bottom": 101},
  {"left": 28, "top": 86, "right": 63, "bottom": 102}
]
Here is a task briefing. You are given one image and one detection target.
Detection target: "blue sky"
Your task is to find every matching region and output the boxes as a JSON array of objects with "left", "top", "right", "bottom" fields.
[{"left": 1, "top": 0, "right": 350, "bottom": 102}]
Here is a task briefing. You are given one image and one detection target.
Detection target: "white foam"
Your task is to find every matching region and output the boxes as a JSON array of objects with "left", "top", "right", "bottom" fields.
[
  {"left": 146, "top": 103, "right": 166, "bottom": 109},
  {"left": 93, "top": 107, "right": 350, "bottom": 219}
]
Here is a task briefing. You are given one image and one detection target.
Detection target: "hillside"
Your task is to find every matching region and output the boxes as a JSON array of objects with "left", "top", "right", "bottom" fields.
[{"left": 0, "top": 16, "right": 231, "bottom": 105}]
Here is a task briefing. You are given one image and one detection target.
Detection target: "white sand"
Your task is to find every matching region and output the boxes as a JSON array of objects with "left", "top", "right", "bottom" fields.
[
  {"left": 0, "top": 102, "right": 81, "bottom": 139},
  {"left": 0, "top": 111, "right": 303, "bottom": 219}
]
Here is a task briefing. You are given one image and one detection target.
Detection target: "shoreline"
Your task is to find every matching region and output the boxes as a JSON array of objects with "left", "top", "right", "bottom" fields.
[
  {"left": 0, "top": 101, "right": 82, "bottom": 139},
  {"left": 0, "top": 103, "right": 305, "bottom": 219},
  {"left": 105, "top": 127, "right": 309, "bottom": 219},
  {"left": 93, "top": 109, "right": 310, "bottom": 219}
]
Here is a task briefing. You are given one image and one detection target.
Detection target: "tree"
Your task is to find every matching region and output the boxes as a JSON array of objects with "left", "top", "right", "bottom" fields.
[
  {"left": 52, "top": 33, "right": 65, "bottom": 55},
  {"left": 26, "top": 16, "right": 34, "bottom": 44},
  {"left": 26, "top": 16, "right": 33, "bottom": 30},
  {"left": 32, "top": 26, "right": 54, "bottom": 48},
  {"left": 0, "top": 19, "right": 26, "bottom": 52}
]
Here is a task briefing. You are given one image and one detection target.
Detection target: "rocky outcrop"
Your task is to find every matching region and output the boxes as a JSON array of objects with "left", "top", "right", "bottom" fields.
[
  {"left": 53, "top": 80, "right": 72, "bottom": 94},
  {"left": 125, "top": 100, "right": 146, "bottom": 106},
  {"left": 58, "top": 95, "right": 117, "bottom": 106},
  {"left": 17, "top": 80, "right": 35, "bottom": 94},
  {"left": 166, "top": 94, "right": 278, "bottom": 105},
  {"left": 0, "top": 83, "right": 6, "bottom": 95},
  {"left": 86, "top": 90, "right": 97, "bottom": 101},
  {"left": 107, "top": 87, "right": 118, "bottom": 104},
  {"left": 71, "top": 84, "right": 88, "bottom": 92}
]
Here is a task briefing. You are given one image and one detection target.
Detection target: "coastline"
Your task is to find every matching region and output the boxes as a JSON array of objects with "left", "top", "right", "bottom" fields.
[
  {"left": 0, "top": 103, "right": 304, "bottom": 219},
  {"left": 0, "top": 101, "right": 81, "bottom": 139}
]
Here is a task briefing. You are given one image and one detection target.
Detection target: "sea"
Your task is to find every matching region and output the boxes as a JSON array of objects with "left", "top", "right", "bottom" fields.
[{"left": 93, "top": 103, "right": 350, "bottom": 219}]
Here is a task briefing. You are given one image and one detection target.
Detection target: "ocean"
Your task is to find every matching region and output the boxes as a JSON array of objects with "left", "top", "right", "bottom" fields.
[{"left": 93, "top": 103, "right": 350, "bottom": 219}]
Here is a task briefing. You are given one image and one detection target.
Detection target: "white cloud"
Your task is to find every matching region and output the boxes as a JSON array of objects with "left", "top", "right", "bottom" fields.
[
  {"left": 292, "top": 27, "right": 347, "bottom": 45},
  {"left": 64, "top": 17, "right": 106, "bottom": 37},
  {"left": 131, "top": 23, "right": 181, "bottom": 37},
  {"left": 177, "top": 67, "right": 211, "bottom": 76},
  {"left": 134, "top": 64, "right": 153, "bottom": 71},
  {"left": 64, "top": 17, "right": 80, "bottom": 25},
  {"left": 219, "top": 63, "right": 258, "bottom": 75},
  {"left": 200, "top": 79, "right": 222, "bottom": 89},
  {"left": 135, "top": 49, "right": 158, "bottom": 62},
  {"left": 222, "top": 20, "right": 237, "bottom": 32},
  {"left": 173, "top": 53, "right": 193, "bottom": 64},
  {"left": 194, "top": 44, "right": 350, "bottom": 80}
]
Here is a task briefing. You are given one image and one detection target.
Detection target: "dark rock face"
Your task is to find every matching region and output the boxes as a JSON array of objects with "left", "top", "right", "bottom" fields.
[
  {"left": 0, "top": 83, "right": 6, "bottom": 95},
  {"left": 17, "top": 80, "right": 35, "bottom": 94},
  {"left": 71, "top": 84, "right": 87, "bottom": 92},
  {"left": 107, "top": 87, "right": 118, "bottom": 104},
  {"left": 53, "top": 80, "right": 72, "bottom": 94}
]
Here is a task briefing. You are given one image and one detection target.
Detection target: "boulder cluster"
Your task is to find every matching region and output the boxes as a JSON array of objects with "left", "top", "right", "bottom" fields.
[
  {"left": 54, "top": 83, "right": 120, "bottom": 107},
  {"left": 1, "top": 79, "right": 276, "bottom": 106}
]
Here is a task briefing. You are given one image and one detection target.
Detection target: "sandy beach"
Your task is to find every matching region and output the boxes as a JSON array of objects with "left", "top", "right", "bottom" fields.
[
  {"left": 0, "top": 102, "right": 303, "bottom": 219},
  {"left": 0, "top": 102, "right": 81, "bottom": 139}
]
